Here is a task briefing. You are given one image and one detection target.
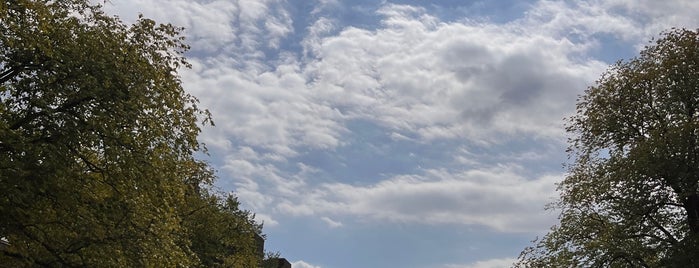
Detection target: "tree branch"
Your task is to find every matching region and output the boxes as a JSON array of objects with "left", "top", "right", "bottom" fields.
[
  {"left": 646, "top": 214, "right": 679, "bottom": 244},
  {"left": 0, "top": 67, "right": 19, "bottom": 84},
  {"left": 9, "top": 95, "right": 95, "bottom": 130}
]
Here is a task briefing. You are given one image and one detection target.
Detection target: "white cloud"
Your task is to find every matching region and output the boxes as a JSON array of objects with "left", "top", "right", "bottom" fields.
[
  {"left": 254, "top": 213, "right": 279, "bottom": 228},
  {"left": 320, "top": 216, "right": 343, "bottom": 228},
  {"left": 311, "top": 0, "right": 340, "bottom": 15},
  {"left": 100, "top": 0, "right": 699, "bottom": 236},
  {"left": 181, "top": 55, "right": 347, "bottom": 156},
  {"left": 101, "top": 0, "right": 699, "bottom": 153},
  {"left": 157, "top": 2, "right": 598, "bottom": 232},
  {"left": 103, "top": 0, "right": 236, "bottom": 53},
  {"left": 524, "top": 0, "right": 699, "bottom": 48},
  {"left": 302, "top": 17, "right": 337, "bottom": 59},
  {"left": 102, "top": 0, "right": 292, "bottom": 55},
  {"left": 292, "top": 260, "right": 322, "bottom": 268},
  {"left": 304, "top": 4, "right": 606, "bottom": 142},
  {"left": 221, "top": 147, "right": 559, "bottom": 232},
  {"left": 298, "top": 167, "right": 560, "bottom": 232}
]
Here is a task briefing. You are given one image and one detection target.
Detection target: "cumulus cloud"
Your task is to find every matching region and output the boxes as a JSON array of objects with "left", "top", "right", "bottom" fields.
[
  {"left": 292, "top": 260, "right": 322, "bottom": 268},
  {"left": 254, "top": 213, "right": 279, "bottom": 228},
  {"left": 306, "top": 11, "right": 606, "bottom": 141},
  {"left": 100, "top": 0, "right": 699, "bottom": 235},
  {"left": 181, "top": 55, "right": 347, "bottom": 156}
]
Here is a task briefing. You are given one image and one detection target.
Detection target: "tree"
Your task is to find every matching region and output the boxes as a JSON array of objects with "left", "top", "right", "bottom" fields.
[
  {"left": 184, "top": 190, "right": 264, "bottom": 268},
  {"left": 0, "top": 1, "right": 264, "bottom": 266},
  {"left": 516, "top": 28, "right": 699, "bottom": 267}
]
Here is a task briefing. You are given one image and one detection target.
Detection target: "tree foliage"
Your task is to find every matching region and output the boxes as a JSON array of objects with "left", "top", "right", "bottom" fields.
[
  {"left": 0, "top": 1, "right": 264, "bottom": 266},
  {"left": 184, "top": 191, "right": 264, "bottom": 268},
  {"left": 516, "top": 28, "right": 699, "bottom": 267}
]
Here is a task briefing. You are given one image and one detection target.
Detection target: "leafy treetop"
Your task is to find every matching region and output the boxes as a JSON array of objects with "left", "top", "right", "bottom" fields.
[
  {"left": 1, "top": 1, "right": 264, "bottom": 267},
  {"left": 516, "top": 28, "right": 699, "bottom": 267}
]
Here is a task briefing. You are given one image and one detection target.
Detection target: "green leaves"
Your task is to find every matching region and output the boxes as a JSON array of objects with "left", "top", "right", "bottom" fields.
[
  {"left": 1, "top": 1, "right": 264, "bottom": 266},
  {"left": 517, "top": 29, "right": 699, "bottom": 267},
  {"left": 184, "top": 191, "right": 263, "bottom": 268}
]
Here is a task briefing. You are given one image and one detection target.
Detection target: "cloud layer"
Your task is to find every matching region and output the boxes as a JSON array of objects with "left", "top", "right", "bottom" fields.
[
  {"left": 184, "top": 2, "right": 602, "bottom": 232},
  {"left": 103, "top": 0, "right": 699, "bottom": 232},
  {"left": 102, "top": 0, "right": 699, "bottom": 266}
]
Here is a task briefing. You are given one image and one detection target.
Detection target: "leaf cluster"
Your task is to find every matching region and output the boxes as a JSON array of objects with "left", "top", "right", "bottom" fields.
[{"left": 0, "top": 1, "right": 264, "bottom": 267}]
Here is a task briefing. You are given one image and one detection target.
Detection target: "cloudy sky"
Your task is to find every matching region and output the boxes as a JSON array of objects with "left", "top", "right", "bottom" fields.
[{"left": 103, "top": 1, "right": 699, "bottom": 267}]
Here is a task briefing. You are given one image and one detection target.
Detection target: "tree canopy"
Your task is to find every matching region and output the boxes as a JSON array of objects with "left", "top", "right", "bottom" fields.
[
  {"left": 516, "top": 28, "right": 699, "bottom": 267},
  {"left": 1, "top": 1, "right": 264, "bottom": 266}
]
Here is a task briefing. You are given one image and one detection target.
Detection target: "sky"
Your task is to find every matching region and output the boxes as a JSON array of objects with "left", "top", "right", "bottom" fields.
[{"left": 102, "top": 1, "right": 699, "bottom": 267}]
